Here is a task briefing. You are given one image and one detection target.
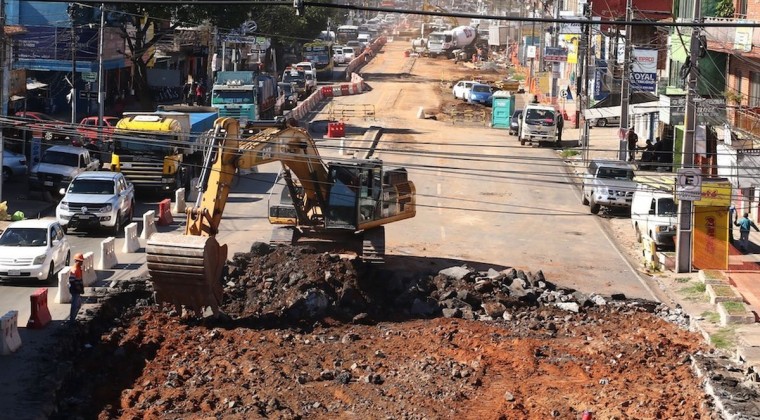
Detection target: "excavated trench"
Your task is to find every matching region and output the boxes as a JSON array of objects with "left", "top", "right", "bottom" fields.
[{"left": 37, "top": 244, "right": 760, "bottom": 419}]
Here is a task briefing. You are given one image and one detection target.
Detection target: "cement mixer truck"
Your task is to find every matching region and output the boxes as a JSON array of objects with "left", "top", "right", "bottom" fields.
[{"left": 427, "top": 26, "right": 478, "bottom": 58}]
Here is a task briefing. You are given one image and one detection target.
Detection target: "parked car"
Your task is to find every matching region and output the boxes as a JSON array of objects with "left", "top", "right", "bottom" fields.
[
  {"left": 631, "top": 186, "right": 677, "bottom": 247},
  {"left": 453, "top": 80, "right": 477, "bottom": 100},
  {"left": 332, "top": 46, "right": 346, "bottom": 65},
  {"left": 56, "top": 171, "right": 135, "bottom": 235},
  {"left": 508, "top": 110, "right": 522, "bottom": 136},
  {"left": 588, "top": 115, "right": 621, "bottom": 127},
  {"left": 76, "top": 116, "right": 120, "bottom": 144},
  {"left": 468, "top": 83, "right": 493, "bottom": 106},
  {"left": 3, "top": 150, "right": 27, "bottom": 181},
  {"left": 0, "top": 218, "right": 70, "bottom": 283},
  {"left": 10, "top": 111, "right": 70, "bottom": 143}
]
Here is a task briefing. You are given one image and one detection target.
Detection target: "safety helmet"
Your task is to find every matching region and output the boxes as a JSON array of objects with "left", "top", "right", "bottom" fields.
[{"left": 73, "top": 253, "right": 85, "bottom": 262}]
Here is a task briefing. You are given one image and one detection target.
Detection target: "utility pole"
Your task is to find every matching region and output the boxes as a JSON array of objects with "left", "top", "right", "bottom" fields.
[
  {"left": 575, "top": 1, "right": 589, "bottom": 129},
  {"left": 549, "top": 0, "right": 560, "bottom": 100},
  {"left": 71, "top": 24, "right": 77, "bottom": 124},
  {"left": 0, "top": 0, "right": 6, "bottom": 203},
  {"left": 97, "top": 3, "right": 105, "bottom": 142},
  {"left": 675, "top": 0, "right": 702, "bottom": 273},
  {"left": 618, "top": 0, "right": 632, "bottom": 160},
  {"left": 529, "top": 2, "right": 536, "bottom": 82},
  {"left": 581, "top": 3, "right": 592, "bottom": 159}
]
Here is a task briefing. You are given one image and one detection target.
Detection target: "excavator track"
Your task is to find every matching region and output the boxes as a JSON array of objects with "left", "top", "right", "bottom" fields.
[
  {"left": 361, "top": 227, "right": 385, "bottom": 264},
  {"left": 269, "top": 226, "right": 296, "bottom": 247}
]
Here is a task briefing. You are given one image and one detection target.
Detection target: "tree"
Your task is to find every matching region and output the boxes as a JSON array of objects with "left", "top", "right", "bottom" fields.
[
  {"left": 111, "top": 3, "right": 339, "bottom": 108},
  {"left": 714, "top": 0, "right": 735, "bottom": 18}
]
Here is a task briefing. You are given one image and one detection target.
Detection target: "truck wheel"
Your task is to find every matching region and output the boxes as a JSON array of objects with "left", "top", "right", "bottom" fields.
[
  {"left": 589, "top": 198, "right": 601, "bottom": 215},
  {"left": 111, "top": 212, "right": 122, "bottom": 236},
  {"left": 581, "top": 191, "right": 589, "bottom": 205},
  {"left": 635, "top": 225, "right": 642, "bottom": 243},
  {"left": 519, "top": 134, "right": 525, "bottom": 146}
]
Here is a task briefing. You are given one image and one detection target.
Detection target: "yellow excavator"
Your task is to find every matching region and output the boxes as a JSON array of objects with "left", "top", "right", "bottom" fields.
[{"left": 145, "top": 117, "right": 416, "bottom": 316}]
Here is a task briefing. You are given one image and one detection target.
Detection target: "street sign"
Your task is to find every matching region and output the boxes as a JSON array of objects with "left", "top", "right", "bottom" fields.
[
  {"left": 676, "top": 168, "right": 702, "bottom": 201},
  {"left": 79, "top": 91, "right": 98, "bottom": 99},
  {"left": 82, "top": 72, "right": 97, "bottom": 82}
]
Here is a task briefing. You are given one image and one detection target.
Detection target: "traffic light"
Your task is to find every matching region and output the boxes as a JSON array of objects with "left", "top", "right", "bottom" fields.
[{"left": 294, "top": 0, "right": 305, "bottom": 16}]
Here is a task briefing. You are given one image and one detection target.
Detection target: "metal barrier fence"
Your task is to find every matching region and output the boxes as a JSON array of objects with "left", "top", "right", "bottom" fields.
[
  {"left": 447, "top": 108, "right": 488, "bottom": 126},
  {"left": 328, "top": 103, "right": 376, "bottom": 121}
]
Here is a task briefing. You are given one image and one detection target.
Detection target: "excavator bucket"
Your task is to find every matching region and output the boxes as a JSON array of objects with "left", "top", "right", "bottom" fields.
[{"left": 146, "top": 233, "right": 227, "bottom": 316}]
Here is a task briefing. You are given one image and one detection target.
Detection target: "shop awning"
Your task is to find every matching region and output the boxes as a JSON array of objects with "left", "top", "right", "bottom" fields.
[{"left": 26, "top": 81, "right": 48, "bottom": 90}]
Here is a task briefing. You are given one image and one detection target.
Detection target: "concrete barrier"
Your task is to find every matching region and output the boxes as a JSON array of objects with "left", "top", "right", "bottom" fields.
[
  {"left": 141, "top": 210, "right": 157, "bottom": 240},
  {"left": 0, "top": 310, "right": 21, "bottom": 355},
  {"left": 26, "top": 288, "right": 52, "bottom": 329},
  {"left": 123, "top": 222, "right": 140, "bottom": 253},
  {"left": 157, "top": 198, "right": 174, "bottom": 226},
  {"left": 82, "top": 251, "right": 97, "bottom": 286},
  {"left": 173, "top": 188, "right": 186, "bottom": 214},
  {"left": 54, "top": 267, "right": 72, "bottom": 304},
  {"left": 98, "top": 237, "right": 117, "bottom": 270}
]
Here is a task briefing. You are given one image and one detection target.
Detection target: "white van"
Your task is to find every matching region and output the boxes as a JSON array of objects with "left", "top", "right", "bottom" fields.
[
  {"left": 630, "top": 186, "right": 678, "bottom": 246},
  {"left": 518, "top": 104, "right": 558, "bottom": 145},
  {"left": 358, "top": 33, "right": 371, "bottom": 44}
]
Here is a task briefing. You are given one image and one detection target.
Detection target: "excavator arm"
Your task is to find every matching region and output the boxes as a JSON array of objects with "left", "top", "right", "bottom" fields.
[{"left": 146, "top": 117, "right": 416, "bottom": 317}]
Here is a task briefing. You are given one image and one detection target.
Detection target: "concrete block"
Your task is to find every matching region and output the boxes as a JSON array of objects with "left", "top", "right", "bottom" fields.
[
  {"left": 707, "top": 283, "right": 744, "bottom": 305},
  {"left": 698, "top": 269, "right": 728, "bottom": 285},
  {"left": 717, "top": 301, "right": 756, "bottom": 326},
  {"left": 123, "top": 222, "right": 140, "bottom": 253},
  {"left": 82, "top": 252, "right": 97, "bottom": 286},
  {"left": 172, "top": 188, "right": 186, "bottom": 214},
  {"left": 98, "top": 237, "right": 117, "bottom": 270},
  {"left": 140, "top": 210, "right": 157, "bottom": 240},
  {"left": 54, "top": 267, "right": 71, "bottom": 304}
]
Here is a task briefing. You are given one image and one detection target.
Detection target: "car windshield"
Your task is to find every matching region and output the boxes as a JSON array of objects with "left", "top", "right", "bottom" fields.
[
  {"left": 525, "top": 109, "right": 555, "bottom": 122},
  {"left": 114, "top": 134, "right": 175, "bottom": 156},
  {"left": 0, "top": 227, "right": 48, "bottom": 247},
  {"left": 280, "top": 85, "right": 293, "bottom": 94},
  {"left": 596, "top": 167, "right": 634, "bottom": 180},
  {"left": 41, "top": 151, "right": 78, "bottom": 166},
  {"left": 283, "top": 73, "right": 305, "bottom": 83},
  {"left": 472, "top": 85, "right": 491, "bottom": 93},
  {"left": 67, "top": 179, "right": 115, "bottom": 195},
  {"left": 657, "top": 198, "right": 677, "bottom": 216},
  {"left": 211, "top": 90, "right": 254, "bottom": 104}
]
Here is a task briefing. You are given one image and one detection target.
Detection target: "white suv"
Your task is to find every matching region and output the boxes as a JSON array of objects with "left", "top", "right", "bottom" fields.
[
  {"left": 0, "top": 219, "right": 70, "bottom": 282},
  {"left": 56, "top": 171, "right": 135, "bottom": 235}
]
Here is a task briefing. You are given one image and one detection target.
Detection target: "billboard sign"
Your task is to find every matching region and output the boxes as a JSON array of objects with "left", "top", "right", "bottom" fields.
[{"left": 630, "top": 48, "right": 657, "bottom": 92}]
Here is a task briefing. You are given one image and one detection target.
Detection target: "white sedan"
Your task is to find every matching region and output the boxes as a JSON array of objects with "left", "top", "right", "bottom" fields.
[
  {"left": 453, "top": 80, "right": 477, "bottom": 101},
  {"left": 0, "top": 219, "right": 70, "bottom": 282},
  {"left": 343, "top": 47, "right": 356, "bottom": 62}
]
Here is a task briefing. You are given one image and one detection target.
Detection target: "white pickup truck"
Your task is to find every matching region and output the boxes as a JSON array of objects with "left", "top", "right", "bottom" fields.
[
  {"left": 29, "top": 145, "right": 100, "bottom": 195},
  {"left": 56, "top": 171, "right": 135, "bottom": 235},
  {"left": 581, "top": 160, "right": 637, "bottom": 215}
]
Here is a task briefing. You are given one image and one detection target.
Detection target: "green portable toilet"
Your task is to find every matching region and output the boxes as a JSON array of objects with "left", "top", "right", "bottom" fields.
[{"left": 491, "top": 91, "right": 515, "bottom": 129}]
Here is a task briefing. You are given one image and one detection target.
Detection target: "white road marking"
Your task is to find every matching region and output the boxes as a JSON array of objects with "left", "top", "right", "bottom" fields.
[{"left": 440, "top": 225, "right": 446, "bottom": 240}]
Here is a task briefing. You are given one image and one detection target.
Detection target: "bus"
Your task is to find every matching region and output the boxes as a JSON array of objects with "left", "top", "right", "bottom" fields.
[
  {"left": 303, "top": 40, "right": 334, "bottom": 81},
  {"left": 336, "top": 25, "right": 359, "bottom": 44}
]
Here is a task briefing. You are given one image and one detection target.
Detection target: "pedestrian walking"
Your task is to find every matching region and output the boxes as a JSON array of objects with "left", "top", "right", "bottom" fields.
[
  {"left": 195, "top": 83, "right": 205, "bottom": 106},
  {"left": 68, "top": 253, "right": 85, "bottom": 324},
  {"left": 530, "top": 95, "right": 539, "bottom": 104},
  {"left": 556, "top": 113, "right": 564, "bottom": 145},
  {"left": 183, "top": 82, "right": 194, "bottom": 106},
  {"left": 626, "top": 127, "right": 639, "bottom": 162},
  {"left": 735, "top": 212, "right": 759, "bottom": 252},
  {"left": 728, "top": 203, "right": 738, "bottom": 244}
]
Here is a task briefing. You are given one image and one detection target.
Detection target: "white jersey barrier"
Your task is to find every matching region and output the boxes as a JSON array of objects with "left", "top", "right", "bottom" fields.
[
  {"left": 82, "top": 251, "right": 97, "bottom": 286},
  {"left": 0, "top": 310, "right": 21, "bottom": 355},
  {"left": 123, "top": 222, "right": 140, "bottom": 253},
  {"left": 173, "top": 188, "right": 186, "bottom": 214},
  {"left": 141, "top": 210, "right": 157, "bottom": 240},
  {"left": 55, "top": 267, "right": 72, "bottom": 304},
  {"left": 98, "top": 237, "right": 118, "bottom": 270}
]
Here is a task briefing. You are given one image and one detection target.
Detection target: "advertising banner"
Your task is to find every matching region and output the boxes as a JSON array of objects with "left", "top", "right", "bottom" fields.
[
  {"left": 544, "top": 47, "right": 568, "bottom": 62},
  {"left": 692, "top": 206, "right": 729, "bottom": 270},
  {"left": 630, "top": 48, "right": 658, "bottom": 92},
  {"left": 16, "top": 26, "right": 98, "bottom": 61},
  {"left": 593, "top": 59, "right": 609, "bottom": 101}
]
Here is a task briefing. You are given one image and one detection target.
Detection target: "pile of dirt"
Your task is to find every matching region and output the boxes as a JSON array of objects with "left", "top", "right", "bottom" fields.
[{"left": 44, "top": 245, "right": 760, "bottom": 419}]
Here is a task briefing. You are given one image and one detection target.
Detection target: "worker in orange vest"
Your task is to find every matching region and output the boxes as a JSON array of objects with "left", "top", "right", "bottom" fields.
[{"left": 68, "top": 253, "right": 85, "bottom": 324}]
